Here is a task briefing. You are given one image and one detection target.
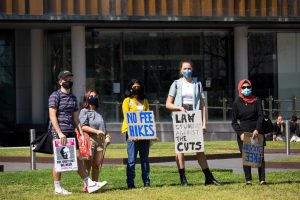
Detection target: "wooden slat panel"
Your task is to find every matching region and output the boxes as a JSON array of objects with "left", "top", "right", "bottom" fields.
[
  {"left": 15, "top": 0, "right": 26, "bottom": 15},
  {"left": 135, "top": 0, "right": 145, "bottom": 16},
  {"left": 182, "top": 0, "right": 191, "bottom": 16},
  {"left": 148, "top": 0, "right": 155, "bottom": 16},
  {"left": 115, "top": 0, "right": 122, "bottom": 16},
  {"left": 172, "top": 0, "right": 179, "bottom": 16},
  {"left": 29, "top": 0, "right": 43, "bottom": 15},
  {"left": 270, "top": 0, "right": 277, "bottom": 16},
  {"left": 260, "top": 0, "right": 267, "bottom": 16},
  {"left": 216, "top": 0, "right": 223, "bottom": 16},
  {"left": 201, "top": 0, "right": 212, "bottom": 16},
  {"left": 127, "top": 0, "right": 133, "bottom": 16},
  {"left": 101, "top": 0, "right": 109, "bottom": 16},
  {"left": 238, "top": 0, "right": 245, "bottom": 16},
  {"left": 228, "top": 0, "right": 234, "bottom": 16},
  {"left": 192, "top": 0, "right": 200, "bottom": 16},
  {"left": 282, "top": 0, "right": 288, "bottom": 16},
  {"left": 249, "top": 0, "right": 256, "bottom": 16},
  {"left": 52, "top": 0, "right": 62, "bottom": 15},
  {"left": 87, "top": 0, "right": 98, "bottom": 15},
  {"left": 291, "top": 0, "right": 298, "bottom": 16},
  {"left": 159, "top": 0, "right": 167, "bottom": 16},
  {"left": 78, "top": 0, "right": 85, "bottom": 15},
  {"left": 4, "top": 0, "right": 13, "bottom": 14}
]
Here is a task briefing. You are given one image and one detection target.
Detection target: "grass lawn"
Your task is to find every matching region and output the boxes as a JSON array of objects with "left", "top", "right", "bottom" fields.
[
  {"left": 0, "top": 166, "right": 299, "bottom": 200},
  {"left": 1, "top": 141, "right": 299, "bottom": 158}
]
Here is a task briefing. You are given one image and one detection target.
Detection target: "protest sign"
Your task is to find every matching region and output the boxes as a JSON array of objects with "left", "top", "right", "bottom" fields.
[
  {"left": 172, "top": 110, "right": 204, "bottom": 153},
  {"left": 125, "top": 111, "right": 157, "bottom": 140},
  {"left": 242, "top": 132, "right": 264, "bottom": 167},
  {"left": 53, "top": 138, "right": 78, "bottom": 172}
]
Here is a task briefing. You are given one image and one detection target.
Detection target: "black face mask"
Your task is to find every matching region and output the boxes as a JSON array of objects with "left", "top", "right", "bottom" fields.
[
  {"left": 88, "top": 96, "right": 98, "bottom": 105},
  {"left": 62, "top": 81, "right": 73, "bottom": 89},
  {"left": 131, "top": 87, "right": 142, "bottom": 96}
]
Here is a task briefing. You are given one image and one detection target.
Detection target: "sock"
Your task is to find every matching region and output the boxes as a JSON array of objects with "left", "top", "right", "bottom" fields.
[
  {"left": 54, "top": 181, "right": 62, "bottom": 191},
  {"left": 84, "top": 176, "right": 94, "bottom": 186}
]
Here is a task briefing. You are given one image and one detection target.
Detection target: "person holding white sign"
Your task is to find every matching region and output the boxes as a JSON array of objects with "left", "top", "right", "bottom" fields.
[
  {"left": 231, "top": 79, "right": 266, "bottom": 185},
  {"left": 166, "top": 60, "right": 221, "bottom": 186},
  {"left": 49, "top": 70, "right": 106, "bottom": 194},
  {"left": 79, "top": 89, "right": 110, "bottom": 192},
  {"left": 121, "top": 79, "right": 153, "bottom": 189}
]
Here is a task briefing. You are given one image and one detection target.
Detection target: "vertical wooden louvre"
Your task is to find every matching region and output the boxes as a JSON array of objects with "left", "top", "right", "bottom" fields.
[
  {"left": 238, "top": 0, "right": 245, "bottom": 16},
  {"left": 29, "top": 0, "right": 43, "bottom": 15},
  {"left": 62, "top": 0, "right": 74, "bottom": 15},
  {"left": 201, "top": 0, "right": 212, "bottom": 16},
  {"left": 52, "top": 0, "right": 62, "bottom": 15},
  {"left": 14, "top": 0, "right": 26, "bottom": 15},
  {"left": 148, "top": 0, "right": 156, "bottom": 16},
  {"left": 2, "top": 0, "right": 13, "bottom": 14},
  {"left": 134, "top": 0, "right": 145, "bottom": 16},
  {"left": 78, "top": 0, "right": 85, "bottom": 15},
  {"left": 228, "top": 0, "right": 234, "bottom": 16},
  {"left": 101, "top": 0, "right": 110, "bottom": 16},
  {"left": 127, "top": 0, "right": 133, "bottom": 16},
  {"left": 282, "top": 0, "right": 288, "bottom": 16},
  {"left": 182, "top": 0, "right": 191, "bottom": 16},
  {"left": 291, "top": 0, "right": 298, "bottom": 16},
  {"left": 86, "top": 0, "right": 98, "bottom": 15},
  {"left": 249, "top": 0, "right": 256, "bottom": 17},
  {"left": 216, "top": 0, "right": 223, "bottom": 16},
  {"left": 172, "top": 0, "right": 179, "bottom": 16},
  {"left": 159, "top": 0, "right": 167, "bottom": 16},
  {"left": 115, "top": 0, "right": 122, "bottom": 16},
  {"left": 270, "top": 0, "right": 277, "bottom": 16},
  {"left": 261, "top": 0, "right": 267, "bottom": 16}
]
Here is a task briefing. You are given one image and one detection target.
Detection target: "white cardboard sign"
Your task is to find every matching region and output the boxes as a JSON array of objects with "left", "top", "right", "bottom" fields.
[{"left": 172, "top": 110, "right": 204, "bottom": 153}]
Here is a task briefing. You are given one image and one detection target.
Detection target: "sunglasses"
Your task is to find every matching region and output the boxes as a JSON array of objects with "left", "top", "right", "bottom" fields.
[{"left": 241, "top": 86, "right": 251, "bottom": 89}]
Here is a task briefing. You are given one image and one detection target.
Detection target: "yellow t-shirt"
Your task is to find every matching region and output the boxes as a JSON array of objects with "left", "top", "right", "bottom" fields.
[{"left": 121, "top": 97, "right": 150, "bottom": 134}]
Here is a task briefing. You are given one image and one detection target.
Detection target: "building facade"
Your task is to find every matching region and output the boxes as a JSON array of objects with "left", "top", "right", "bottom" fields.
[{"left": 0, "top": 1, "right": 300, "bottom": 144}]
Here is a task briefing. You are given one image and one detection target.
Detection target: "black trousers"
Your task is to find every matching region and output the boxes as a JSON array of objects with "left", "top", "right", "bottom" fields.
[{"left": 237, "top": 135, "right": 265, "bottom": 182}]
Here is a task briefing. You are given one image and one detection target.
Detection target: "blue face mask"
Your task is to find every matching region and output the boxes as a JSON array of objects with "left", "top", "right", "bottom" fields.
[
  {"left": 182, "top": 70, "right": 192, "bottom": 78},
  {"left": 241, "top": 88, "right": 252, "bottom": 96}
]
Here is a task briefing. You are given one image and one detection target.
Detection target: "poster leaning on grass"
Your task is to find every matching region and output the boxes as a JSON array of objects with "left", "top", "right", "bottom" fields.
[
  {"left": 53, "top": 138, "right": 78, "bottom": 172},
  {"left": 172, "top": 110, "right": 204, "bottom": 153}
]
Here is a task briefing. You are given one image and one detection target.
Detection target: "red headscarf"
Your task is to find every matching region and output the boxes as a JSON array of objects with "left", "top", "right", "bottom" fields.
[{"left": 238, "top": 79, "right": 256, "bottom": 104}]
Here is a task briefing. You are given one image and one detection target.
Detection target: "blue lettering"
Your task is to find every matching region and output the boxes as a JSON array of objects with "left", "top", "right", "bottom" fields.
[
  {"left": 140, "top": 112, "right": 154, "bottom": 123},
  {"left": 127, "top": 112, "right": 137, "bottom": 123},
  {"left": 148, "top": 124, "right": 155, "bottom": 136}
]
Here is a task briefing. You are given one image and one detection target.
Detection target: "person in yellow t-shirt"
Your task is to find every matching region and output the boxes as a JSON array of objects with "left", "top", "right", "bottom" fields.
[{"left": 121, "top": 79, "right": 151, "bottom": 189}]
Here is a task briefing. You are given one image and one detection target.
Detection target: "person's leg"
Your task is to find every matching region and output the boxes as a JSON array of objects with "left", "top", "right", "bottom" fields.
[
  {"left": 176, "top": 153, "right": 188, "bottom": 185},
  {"left": 139, "top": 140, "right": 150, "bottom": 186},
  {"left": 127, "top": 138, "right": 138, "bottom": 188},
  {"left": 91, "top": 150, "right": 103, "bottom": 181},
  {"left": 258, "top": 150, "right": 266, "bottom": 184},
  {"left": 237, "top": 136, "right": 252, "bottom": 183},
  {"left": 196, "top": 152, "right": 221, "bottom": 186}
]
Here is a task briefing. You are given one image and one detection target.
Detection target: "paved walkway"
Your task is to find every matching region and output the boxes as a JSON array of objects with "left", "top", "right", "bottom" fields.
[{"left": 1, "top": 153, "right": 299, "bottom": 173}]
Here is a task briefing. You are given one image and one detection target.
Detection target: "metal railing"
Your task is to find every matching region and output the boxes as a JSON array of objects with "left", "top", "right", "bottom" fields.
[{"left": 101, "top": 96, "right": 299, "bottom": 122}]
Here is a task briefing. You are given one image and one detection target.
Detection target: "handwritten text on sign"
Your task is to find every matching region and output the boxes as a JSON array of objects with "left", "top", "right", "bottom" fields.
[
  {"left": 53, "top": 138, "right": 78, "bottom": 172},
  {"left": 172, "top": 110, "right": 204, "bottom": 153},
  {"left": 242, "top": 133, "right": 264, "bottom": 167},
  {"left": 126, "top": 111, "right": 157, "bottom": 140}
]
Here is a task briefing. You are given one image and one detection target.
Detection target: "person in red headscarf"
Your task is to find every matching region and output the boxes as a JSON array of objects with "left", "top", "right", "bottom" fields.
[{"left": 231, "top": 79, "right": 266, "bottom": 185}]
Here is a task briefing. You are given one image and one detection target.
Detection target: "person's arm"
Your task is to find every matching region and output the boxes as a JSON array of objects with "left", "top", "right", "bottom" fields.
[
  {"left": 231, "top": 100, "right": 243, "bottom": 136},
  {"left": 200, "top": 98, "right": 207, "bottom": 130},
  {"left": 49, "top": 107, "right": 67, "bottom": 145},
  {"left": 166, "top": 95, "right": 185, "bottom": 111}
]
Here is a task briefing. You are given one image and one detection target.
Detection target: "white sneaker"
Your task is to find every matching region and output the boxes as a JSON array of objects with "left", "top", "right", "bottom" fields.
[
  {"left": 87, "top": 181, "right": 102, "bottom": 193},
  {"left": 97, "top": 181, "right": 108, "bottom": 190},
  {"left": 54, "top": 188, "right": 72, "bottom": 195},
  {"left": 290, "top": 135, "right": 296, "bottom": 142}
]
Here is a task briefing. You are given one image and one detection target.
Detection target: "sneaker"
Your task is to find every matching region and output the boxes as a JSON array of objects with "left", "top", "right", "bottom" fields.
[
  {"left": 54, "top": 188, "right": 72, "bottom": 195},
  {"left": 295, "top": 136, "right": 300, "bottom": 142},
  {"left": 87, "top": 182, "right": 101, "bottom": 193},
  {"left": 290, "top": 135, "right": 296, "bottom": 142},
  {"left": 245, "top": 181, "right": 252, "bottom": 185},
  {"left": 97, "top": 181, "right": 108, "bottom": 190},
  {"left": 260, "top": 181, "right": 267, "bottom": 185},
  {"left": 83, "top": 185, "right": 88, "bottom": 193}
]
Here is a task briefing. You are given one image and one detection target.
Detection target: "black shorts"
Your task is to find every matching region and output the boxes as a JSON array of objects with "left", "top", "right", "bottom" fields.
[{"left": 52, "top": 131, "right": 79, "bottom": 149}]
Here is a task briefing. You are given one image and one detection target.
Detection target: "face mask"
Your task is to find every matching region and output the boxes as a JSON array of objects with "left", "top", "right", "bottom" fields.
[
  {"left": 131, "top": 87, "right": 142, "bottom": 96},
  {"left": 241, "top": 88, "right": 252, "bottom": 96},
  {"left": 182, "top": 70, "right": 192, "bottom": 78},
  {"left": 62, "top": 81, "right": 73, "bottom": 89},
  {"left": 88, "top": 96, "right": 98, "bottom": 105}
]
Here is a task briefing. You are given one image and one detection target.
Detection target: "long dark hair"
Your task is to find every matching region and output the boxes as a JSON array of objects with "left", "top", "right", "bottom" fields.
[
  {"left": 82, "top": 89, "right": 100, "bottom": 108},
  {"left": 124, "top": 79, "right": 146, "bottom": 100}
]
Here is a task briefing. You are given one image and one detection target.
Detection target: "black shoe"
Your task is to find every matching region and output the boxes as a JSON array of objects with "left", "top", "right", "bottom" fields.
[
  {"left": 128, "top": 184, "right": 136, "bottom": 189},
  {"left": 260, "top": 181, "right": 267, "bottom": 185},
  {"left": 180, "top": 176, "right": 188, "bottom": 186},
  {"left": 144, "top": 183, "right": 150, "bottom": 187},
  {"left": 205, "top": 178, "right": 222, "bottom": 186}
]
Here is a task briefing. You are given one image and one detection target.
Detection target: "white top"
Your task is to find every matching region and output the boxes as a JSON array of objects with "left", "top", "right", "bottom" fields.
[{"left": 181, "top": 81, "right": 193, "bottom": 105}]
